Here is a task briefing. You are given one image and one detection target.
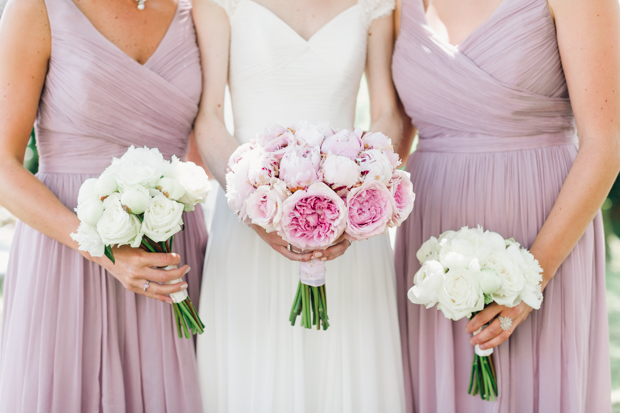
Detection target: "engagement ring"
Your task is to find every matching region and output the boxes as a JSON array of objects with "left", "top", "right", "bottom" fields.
[
  {"left": 143, "top": 280, "right": 150, "bottom": 292},
  {"left": 499, "top": 316, "right": 513, "bottom": 331}
]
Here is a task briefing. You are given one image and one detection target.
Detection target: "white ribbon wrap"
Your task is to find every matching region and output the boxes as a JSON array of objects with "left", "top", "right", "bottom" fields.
[
  {"left": 474, "top": 326, "right": 494, "bottom": 357},
  {"left": 163, "top": 265, "right": 188, "bottom": 304},
  {"left": 300, "top": 259, "right": 326, "bottom": 287}
]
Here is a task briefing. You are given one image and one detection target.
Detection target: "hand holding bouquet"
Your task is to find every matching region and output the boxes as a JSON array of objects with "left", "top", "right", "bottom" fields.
[
  {"left": 71, "top": 146, "right": 212, "bottom": 339},
  {"left": 408, "top": 226, "right": 543, "bottom": 400},
  {"left": 226, "top": 122, "right": 415, "bottom": 330}
]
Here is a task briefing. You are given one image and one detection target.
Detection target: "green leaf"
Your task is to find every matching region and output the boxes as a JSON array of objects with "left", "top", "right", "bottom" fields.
[{"left": 104, "top": 245, "right": 115, "bottom": 264}]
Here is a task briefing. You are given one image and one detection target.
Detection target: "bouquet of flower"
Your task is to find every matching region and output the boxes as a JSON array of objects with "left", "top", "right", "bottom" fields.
[
  {"left": 408, "top": 226, "right": 544, "bottom": 401},
  {"left": 226, "top": 122, "right": 415, "bottom": 330},
  {"left": 71, "top": 146, "right": 212, "bottom": 339}
]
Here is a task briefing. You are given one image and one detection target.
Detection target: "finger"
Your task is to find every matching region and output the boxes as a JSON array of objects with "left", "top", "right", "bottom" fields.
[
  {"left": 465, "top": 303, "right": 503, "bottom": 334},
  {"left": 319, "top": 240, "right": 350, "bottom": 261},
  {"left": 144, "top": 281, "right": 189, "bottom": 297},
  {"left": 127, "top": 281, "right": 174, "bottom": 304},
  {"left": 478, "top": 306, "right": 530, "bottom": 350},
  {"left": 142, "top": 265, "right": 191, "bottom": 284},
  {"left": 469, "top": 317, "right": 503, "bottom": 346},
  {"left": 274, "top": 245, "right": 314, "bottom": 262},
  {"left": 140, "top": 252, "right": 182, "bottom": 269}
]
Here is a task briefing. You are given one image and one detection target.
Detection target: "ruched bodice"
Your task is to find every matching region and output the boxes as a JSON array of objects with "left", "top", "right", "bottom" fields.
[
  {"left": 37, "top": 0, "right": 202, "bottom": 175},
  {"left": 392, "top": 0, "right": 575, "bottom": 142},
  {"left": 227, "top": 0, "right": 370, "bottom": 142}
]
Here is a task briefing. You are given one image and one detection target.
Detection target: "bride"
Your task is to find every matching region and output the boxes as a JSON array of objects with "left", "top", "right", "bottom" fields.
[{"left": 192, "top": 0, "right": 408, "bottom": 411}]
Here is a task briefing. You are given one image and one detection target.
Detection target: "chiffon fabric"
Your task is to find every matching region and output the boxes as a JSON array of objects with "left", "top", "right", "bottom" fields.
[
  {"left": 196, "top": 1, "right": 406, "bottom": 412},
  {"left": 392, "top": 0, "right": 612, "bottom": 411},
  {"left": 0, "top": 0, "right": 206, "bottom": 411}
]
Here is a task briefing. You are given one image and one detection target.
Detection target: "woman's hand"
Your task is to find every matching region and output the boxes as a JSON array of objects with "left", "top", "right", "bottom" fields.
[
  {"left": 94, "top": 246, "right": 190, "bottom": 304},
  {"left": 251, "top": 224, "right": 315, "bottom": 262},
  {"left": 312, "top": 234, "right": 353, "bottom": 262},
  {"left": 465, "top": 301, "right": 534, "bottom": 351}
]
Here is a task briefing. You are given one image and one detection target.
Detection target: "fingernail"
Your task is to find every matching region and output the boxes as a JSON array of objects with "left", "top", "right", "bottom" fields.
[
  {"left": 184, "top": 267, "right": 191, "bottom": 275},
  {"left": 181, "top": 284, "right": 188, "bottom": 290},
  {"left": 314, "top": 252, "right": 323, "bottom": 258},
  {"left": 321, "top": 258, "right": 327, "bottom": 262},
  {"left": 479, "top": 344, "right": 486, "bottom": 350}
]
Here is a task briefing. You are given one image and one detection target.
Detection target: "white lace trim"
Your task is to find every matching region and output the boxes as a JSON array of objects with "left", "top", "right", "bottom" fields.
[
  {"left": 360, "top": 0, "right": 395, "bottom": 24},
  {"left": 208, "top": 0, "right": 241, "bottom": 16}
]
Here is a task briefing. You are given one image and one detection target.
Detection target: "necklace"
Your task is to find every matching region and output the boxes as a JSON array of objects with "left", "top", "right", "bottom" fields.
[{"left": 134, "top": 0, "right": 147, "bottom": 10}]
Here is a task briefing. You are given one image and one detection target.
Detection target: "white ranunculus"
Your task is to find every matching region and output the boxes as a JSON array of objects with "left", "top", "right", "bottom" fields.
[
  {"left": 416, "top": 236, "right": 440, "bottom": 263},
  {"left": 408, "top": 260, "right": 445, "bottom": 308},
  {"left": 120, "top": 185, "right": 151, "bottom": 215},
  {"left": 437, "top": 264, "right": 485, "bottom": 321},
  {"left": 358, "top": 149, "right": 394, "bottom": 184},
  {"left": 141, "top": 194, "right": 184, "bottom": 242},
  {"left": 97, "top": 194, "right": 142, "bottom": 247},
  {"left": 174, "top": 162, "right": 212, "bottom": 211},
  {"left": 71, "top": 222, "right": 105, "bottom": 257},
  {"left": 487, "top": 245, "right": 526, "bottom": 308},
  {"left": 77, "top": 178, "right": 99, "bottom": 205},
  {"left": 157, "top": 177, "right": 186, "bottom": 201},
  {"left": 114, "top": 146, "right": 167, "bottom": 190},
  {"left": 321, "top": 153, "right": 361, "bottom": 190},
  {"left": 96, "top": 174, "right": 118, "bottom": 199},
  {"left": 76, "top": 198, "right": 104, "bottom": 226}
]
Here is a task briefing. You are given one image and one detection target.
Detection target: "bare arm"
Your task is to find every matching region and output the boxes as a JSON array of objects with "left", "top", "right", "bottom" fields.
[
  {"left": 468, "top": 0, "right": 620, "bottom": 349},
  {"left": 0, "top": 0, "right": 190, "bottom": 302}
]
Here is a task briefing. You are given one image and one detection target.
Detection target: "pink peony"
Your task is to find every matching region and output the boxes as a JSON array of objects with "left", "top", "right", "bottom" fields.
[
  {"left": 278, "top": 182, "right": 347, "bottom": 250},
  {"left": 263, "top": 131, "right": 304, "bottom": 158},
  {"left": 362, "top": 132, "right": 392, "bottom": 150},
  {"left": 279, "top": 146, "right": 321, "bottom": 191},
  {"left": 345, "top": 180, "right": 393, "bottom": 241},
  {"left": 255, "top": 124, "right": 289, "bottom": 146},
  {"left": 320, "top": 153, "right": 361, "bottom": 195},
  {"left": 228, "top": 142, "right": 254, "bottom": 170},
  {"left": 389, "top": 170, "right": 415, "bottom": 227},
  {"left": 294, "top": 124, "right": 326, "bottom": 148},
  {"left": 321, "top": 128, "right": 363, "bottom": 160},
  {"left": 225, "top": 151, "right": 258, "bottom": 220},
  {"left": 245, "top": 179, "right": 290, "bottom": 232},
  {"left": 247, "top": 151, "right": 280, "bottom": 188},
  {"left": 358, "top": 149, "right": 394, "bottom": 184}
]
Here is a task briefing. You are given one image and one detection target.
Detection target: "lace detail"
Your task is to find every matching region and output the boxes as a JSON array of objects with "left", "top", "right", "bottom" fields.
[
  {"left": 360, "top": 0, "right": 395, "bottom": 24},
  {"left": 208, "top": 0, "right": 241, "bottom": 16}
]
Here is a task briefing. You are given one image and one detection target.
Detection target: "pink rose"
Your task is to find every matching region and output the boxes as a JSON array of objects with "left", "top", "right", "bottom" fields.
[
  {"left": 389, "top": 170, "right": 415, "bottom": 227},
  {"left": 228, "top": 142, "right": 254, "bottom": 170},
  {"left": 278, "top": 182, "right": 347, "bottom": 250},
  {"left": 247, "top": 151, "right": 280, "bottom": 187},
  {"left": 358, "top": 149, "right": 394, "bottom": 184},
  {"left": 279, "top": 146, "right": 321, "bottom": 191},
  {"left": 321, "top": 128, "right": 363, "bottom": 160},
  {"left": 255, "top": 124, "right": 289, "bottom": 146},
  {"left": 245, "top": 179, "right": 290, "bottom": 232},
  {"left": 346, "top": 180, "right": 393, "bottom": 241}
]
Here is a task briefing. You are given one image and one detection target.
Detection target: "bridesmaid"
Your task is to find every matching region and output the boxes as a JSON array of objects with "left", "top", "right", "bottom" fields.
[
  {"left": 393, "top": 0, "right": 619, "bottom": 411},
  {"left": 0, "top": 0, "right": 206, "bottom": 411}
]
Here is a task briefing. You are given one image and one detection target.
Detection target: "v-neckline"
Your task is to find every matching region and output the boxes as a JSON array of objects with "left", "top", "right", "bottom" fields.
[
  {"left": 67, "top": 0, "right": 180, "bottom": 67},
  {"left": 419, "top": 0, "right": 508, "bottom": 49},
  {"left": 247, "top": 0, "right": 360, "bottom": 43}
]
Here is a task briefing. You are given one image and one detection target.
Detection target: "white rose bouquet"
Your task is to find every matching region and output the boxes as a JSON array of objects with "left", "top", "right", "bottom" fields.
[
  {"left": 71, "top": 146, "right": 212, "bottom": 339},
  {"left": 408, "top": 226, "right": 544, "bottom": 401},
  {"left": 225, "top": 122, "right": 415, "bottom": 331}
]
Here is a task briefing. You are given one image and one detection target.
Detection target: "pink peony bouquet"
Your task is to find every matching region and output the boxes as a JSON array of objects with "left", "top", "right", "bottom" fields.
[{"left": 226, "top": 122, "right": 415, "bottom": 330}]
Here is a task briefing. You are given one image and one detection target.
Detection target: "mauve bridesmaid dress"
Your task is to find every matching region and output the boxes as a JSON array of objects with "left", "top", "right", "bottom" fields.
[
  {"left": 0, "top": 0, "right": 206, "bottom": 411},
  {"left": 392, "top": 0, "right": 612, "bottom": 412}
]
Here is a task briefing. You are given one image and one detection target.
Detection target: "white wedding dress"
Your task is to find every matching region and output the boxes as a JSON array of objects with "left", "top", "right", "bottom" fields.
[{"left": 197, "top": 1, "right": 405, "bottom": 412}]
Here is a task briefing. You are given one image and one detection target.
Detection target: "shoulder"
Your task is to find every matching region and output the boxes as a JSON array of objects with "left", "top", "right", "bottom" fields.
[
  {"left": 0, "top": 0, "right": 51, "bottom": 51},
  {"left": 360, "top": 0, "right": 395, "bottom": 24}
]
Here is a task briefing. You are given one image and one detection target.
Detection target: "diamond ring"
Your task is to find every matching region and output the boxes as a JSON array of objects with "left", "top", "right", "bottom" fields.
[
  {"left": 287, "top": 244, "right": 292, "bottom": 252},
  {"left": 499, "top": 316, "right": 513, "bottom": 331},
  {"left": 143, "top": 280, "right": 150, "bottom": 292}
]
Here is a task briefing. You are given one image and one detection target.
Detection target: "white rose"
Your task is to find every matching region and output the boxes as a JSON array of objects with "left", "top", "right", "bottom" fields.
[
  {"left": 416, "top": 236, "right": 440, "bottom": 263},
  {"left": 245, "top": 179, "right": 290, "bottom": 232},
  {"left": 157, "top": 177, "right": 186, "bottom": 201},
  {"left": 487, "top": 245, "right": 526, "bottom": 308},
  {"left": 71, "top": 222, "right": 105, "bottom": 257},
  {"left": 76, "top": 198, "right": 104, "bottom": 226},
  {"left": 321, "top": 153, "right": 361, "bottom": 190},
  {"left": 141, "top": 194, "right": 184, "bottom": 242},
  {"left": 437, "top": 263, "right": 485, "bottom": 321},
  {"left": 407, "top": 260, "right": 445, "bottom": 307},
  {"left": 174, "top": 162, "right": 212, "bottom": 211},
  {"left": 120, "top": 185, "right": 151, "bottom": 215},
  {"left": 97, "top": 194, "right": 142, "bottom": 247},
  {"left": 358, "top": 149, "right": 394, "bottom": 184},
  {"left": 114, "top": 146, "right": 167, "bottom": 190}
]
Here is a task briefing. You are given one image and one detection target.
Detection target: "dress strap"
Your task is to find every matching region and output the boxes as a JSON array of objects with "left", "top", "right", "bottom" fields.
[
  {"left": 208, "top": 0, "right": 241, "bottom": 17},
  {"left": 360, "top": 0, "right": 395, "bottom": 25}
]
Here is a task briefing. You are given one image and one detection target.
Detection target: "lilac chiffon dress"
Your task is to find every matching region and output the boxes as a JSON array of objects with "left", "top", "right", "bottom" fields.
[
  {"left": 0, "top": 0, "right": 206, "bottom": 411},
  {"left": 392, "top": 0, "right": 612, "bottom": 412}
]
